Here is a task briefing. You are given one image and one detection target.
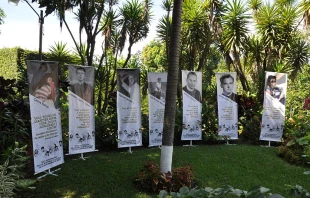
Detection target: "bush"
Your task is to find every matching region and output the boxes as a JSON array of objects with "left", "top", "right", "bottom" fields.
[
  {"left": 0, "top": 142, "right": 36, "bottom": 198},
  {"left": 278, "top": 112, "right": 310, "bottom": 167},
  {"left": 134, "top": 160, "right": 195, "bottom": 193}
]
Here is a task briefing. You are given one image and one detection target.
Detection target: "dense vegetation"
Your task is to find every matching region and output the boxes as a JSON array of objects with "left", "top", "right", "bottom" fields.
[{"left": 1, "top": 0, "right": 310, "bottom": 197}]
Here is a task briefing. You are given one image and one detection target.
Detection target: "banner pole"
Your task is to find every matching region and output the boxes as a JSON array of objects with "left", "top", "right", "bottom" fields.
[{"left": 128, "top": 147, "right": 132, "bottom": 154}]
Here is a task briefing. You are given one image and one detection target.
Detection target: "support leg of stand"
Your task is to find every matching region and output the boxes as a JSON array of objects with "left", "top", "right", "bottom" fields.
[
  {"left": 128, "top": 147, "right": 132, "bottom": 154},
  {"left": 183, "top": 140, "right": 195, "bottom": 147},
  {"left": 37, "top": 168, "right": 61, "bottom": 180},
  {"left": 268, "top": 141, "right": 271, "bottom": 147}
]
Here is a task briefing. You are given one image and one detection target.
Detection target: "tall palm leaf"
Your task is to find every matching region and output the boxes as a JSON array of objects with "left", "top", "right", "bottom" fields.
[
  {"left": 222, "top": 0, "right": 250, "bottom": 91},
  {"left": 118, "top": 0, "right": 153, "bottom": 68}
]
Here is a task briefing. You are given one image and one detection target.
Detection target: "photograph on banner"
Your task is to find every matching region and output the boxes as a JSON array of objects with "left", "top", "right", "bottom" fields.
[
  {"left": 27, "top": 61, "right": 64, "bottom": 174},
  {"left": 117, "top": 69, "right": 142, "bottom": 148},
  {"left": 260, "top": 72, "right": 287, "bottom": 142},
  {"left": 216, "top": 72, "right": 238, "bottom": 140},
  {"left": 181, "top": 70, "right": 202, "bottom": 140},
  {"left": 68, "top": 65, "right": 95, "bottom": 154},
  {"left": 69, "top": 65, "right": 94, "bottom": 105},
  {"left": 147, "top": 72, "right": 167, "bottom": 147}
]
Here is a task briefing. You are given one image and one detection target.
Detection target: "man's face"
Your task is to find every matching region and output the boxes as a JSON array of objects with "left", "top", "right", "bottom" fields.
[
  {"left": 269, "top": 78, "right": 276, "bottom": 89},
  {"left": 186, "top": 74, "right": 197, "bottom": 90},
  {"left": 221, "top": 77, "right": 234, "bottom": 95},
  {"left": 128, "top": 75, "right": 135, "bottom": 86},
  {"left": 158, "top": 78, "right": 161, "bottom": 83},
  {"left": 77, "top": 69, "right": 85, "bottom": 82}
]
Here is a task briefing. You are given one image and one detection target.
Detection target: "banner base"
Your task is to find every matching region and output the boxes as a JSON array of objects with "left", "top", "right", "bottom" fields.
[
  {"left": 183, "top": 140, "right": 196, "bottom": 147},
  {"left": 225, "top": 140, "right": 236, "bottom": 145},
  {"left": 260, "top": 141, "right": 271, "bottom": 147},
  {"left": 37, "top": 168, "right": 61, "bottom": 180},
  {"left": 66, "top": 150, "right": 98, "bottom": 160}
]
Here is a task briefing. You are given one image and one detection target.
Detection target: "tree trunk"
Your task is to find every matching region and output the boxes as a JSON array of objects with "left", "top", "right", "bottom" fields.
[{"left": 160, "top": 0, "right": 182, "bottom": 173}]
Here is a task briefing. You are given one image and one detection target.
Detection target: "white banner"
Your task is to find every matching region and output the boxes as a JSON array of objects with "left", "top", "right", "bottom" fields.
[
  {"left": 216, "top": 72, "right": 238, "bottom": 140},
  {"left": 181, "top": 71, "right": 202, "bottom": 140},
  {"left": 27, "top": 61, "right": 64, "bottom": 174},
  {"left": 68, "top": 65, "right": 95, "bottom": 154},
  {"left": 117, "top": 69, "right": 142, "bottom": 148},
  {"left": 260, "top": 72, "right": 287, "bottom": 142},
  {"left": 148, "top": 72, "right": 167, "bottom": 147}
]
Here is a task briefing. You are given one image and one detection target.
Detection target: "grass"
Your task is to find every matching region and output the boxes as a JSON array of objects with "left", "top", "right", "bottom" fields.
[{"left": 26, "top": 144, "right": 309, "bottom": 198}]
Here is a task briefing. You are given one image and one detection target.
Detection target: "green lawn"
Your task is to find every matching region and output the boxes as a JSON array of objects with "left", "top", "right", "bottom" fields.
[{"left": 29, "top": 145, "right": 309, "bottom": 198}]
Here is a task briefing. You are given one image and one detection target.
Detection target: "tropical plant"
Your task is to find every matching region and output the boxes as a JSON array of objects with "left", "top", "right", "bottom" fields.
[
  {"left": 0, "top": 142, "right": 36, "bottom": 197},
  {"left": 221, "top": 0, "right": 250, "bottom": 91},
  {"left": 134, "top": 160, "right": 195, "bottom": 193}
]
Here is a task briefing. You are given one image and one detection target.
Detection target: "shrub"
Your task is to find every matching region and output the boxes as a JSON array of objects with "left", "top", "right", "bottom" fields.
[
  {"left": 278, "top": 112, "right": 310, "bottom": 167},
  {"left": 134, "top": 160, "right": 195, "bottom": 193},
  {"left": 0, "top": 142, "right": 36, "bottom": 197},
  {"left": 238, "top": 92, "right": 263, "bottom": 145}
]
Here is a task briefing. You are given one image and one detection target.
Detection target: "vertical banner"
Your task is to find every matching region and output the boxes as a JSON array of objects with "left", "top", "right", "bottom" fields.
[
  {"left": 181, "top": 70, "right": 202, "bottom": 140},
  {"left": 216, "top": 72, "right": 238, "bottom": 140},
  {"left": 68, "top": 65, "right": 95, "bottom": 154},
  {"left": 148, "top": 72, "right": 167, "bottom": 147},
  {"left": 27, "top": 61, "right": 64, "bottom": 174},
  {"left": 117, "top": 69, "right": 142, "bottom": 148},
  {"left": 260, "top": 72, "right": 287, "bottom": 142}
]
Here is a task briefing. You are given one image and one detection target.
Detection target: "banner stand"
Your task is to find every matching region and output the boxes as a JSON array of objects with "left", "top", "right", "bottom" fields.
[
  {"left": 261, "top": 141, "right": 271, "bottom": 147},
  {"left": 66, "top": 150, "right": 98, "bottom": 161},
  {"left": 128, "top": 147, "right": 132, "bottom": 154},
  {"left": 37, "top": 168, "right": 61, "bottom": 180},
  {"left": 183, "top": 140, "right": 196, "bottom": 147},
  {"left": 225, "top": 140, "right": 236, "bottom": 145}
]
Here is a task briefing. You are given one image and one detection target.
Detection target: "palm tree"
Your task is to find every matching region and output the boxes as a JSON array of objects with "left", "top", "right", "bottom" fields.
[
  {"left": 118, "top": 0, "right": 152, "bottom": 68},
  {"left": 221, "top": 0, "right": 250, "bottom": 91},
  {"left": 160, "top": 0, "right": 182, "bottom": 173}
]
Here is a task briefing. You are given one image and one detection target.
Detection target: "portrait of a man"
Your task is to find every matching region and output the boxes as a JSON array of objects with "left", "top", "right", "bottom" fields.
[
  {"left": 70, "top": 67, "right": 94, "bottom": 105},
  {"left": 220, "top": 74, "right": 237, "bottom": 102},
  {"left": 183, "top": 71, "right": 201, "bottom": 102}
]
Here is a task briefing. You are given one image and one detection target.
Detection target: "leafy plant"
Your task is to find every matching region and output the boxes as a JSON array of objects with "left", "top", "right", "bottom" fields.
[
  {"left": 0, "top": 142, "right": 36, "bottom": 197},
  {"left": 134, "top": 160, "right": 195, "bottom": 193},
  {"left": 159, "top": 185, "right": 284, "bottom": 198},
  {"left": 278, "top": 112, "right": 310, "bottom": 167},
  {"left": 286, "top": 185, "right": 310, "bottom": 197}
]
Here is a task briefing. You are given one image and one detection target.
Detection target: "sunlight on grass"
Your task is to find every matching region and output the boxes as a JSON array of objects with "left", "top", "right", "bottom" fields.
[
  {"left": 147, "top": 153, "right": 160, "bottom": 159},
  {"left": 58, "top": 190, "right": 76, "bottom": 198}
]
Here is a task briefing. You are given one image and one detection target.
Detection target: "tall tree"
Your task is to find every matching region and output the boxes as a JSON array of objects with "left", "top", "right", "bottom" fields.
[
  {"left": 160, "top": 0, "right": 182, "bottom": 173},
  {"left": 221, "top": 0, "right": 250, "bottom": 91}
]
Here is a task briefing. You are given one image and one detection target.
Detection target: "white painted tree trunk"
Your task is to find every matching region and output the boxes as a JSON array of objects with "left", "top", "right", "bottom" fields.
[{"left": 160, "top": 145, "right": 173, "bottom": 173}]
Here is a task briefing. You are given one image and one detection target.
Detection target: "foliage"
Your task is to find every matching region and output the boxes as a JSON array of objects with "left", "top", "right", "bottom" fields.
[
  {"left": 141, "top": 39, "right": 168, "bottom": 72},
  {"left": 159, "top": 185, "right": 284, "bottom": 198},
  {"left": 134, "top": 160, "right": 195, "bottom": 193},
  {"left": 238, "top": 92, "right": 263, "bottom": 144},
  {"left": 0, "top": 142, "right": 36, "bottom": 198},
  {"left": 0, "top": 102, "right": 30, "bottom": 154},
  {"left": 278, "top": 112, "right": 310, "bottom": 167},
  {"left": 286, "top": 185, "right": 310, "bottom": 198}
]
